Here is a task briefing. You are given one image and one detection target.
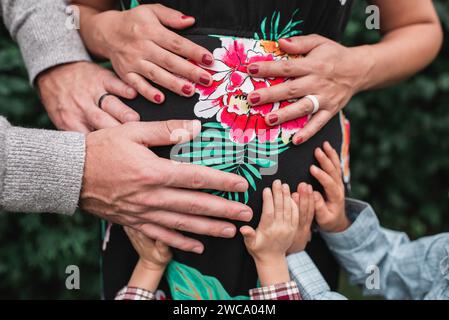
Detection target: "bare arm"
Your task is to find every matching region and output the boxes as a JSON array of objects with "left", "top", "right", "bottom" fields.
[
  {"left": 246, "top": 0, "right": 443, "bottom": 144},
  {"left": 359, "top": 0, "right": 443, "bottom": 90}
]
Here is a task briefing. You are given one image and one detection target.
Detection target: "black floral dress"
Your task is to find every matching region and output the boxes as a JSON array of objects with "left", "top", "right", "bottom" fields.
[{"left": 102, "top": 0, "right": 353, "bottom": 300}]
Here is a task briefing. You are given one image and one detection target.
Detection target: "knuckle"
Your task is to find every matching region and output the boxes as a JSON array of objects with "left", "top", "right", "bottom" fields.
[
  {"left": 173, "top": 218, "right": 189, "bottom": 231},
  {"left": 190, "top": 170, "right": 205, "bottom": 189},
  {"left": 304, "top": 100, "right": 314, "bottom": 114},
  {"left": 169, "top": 37, "right": 184, "bottom": 53},
  {"left": 281, "top": 60, "right": 295, "bottom": 76},
  {"left": 141, "top": 168, "right": 163, "bottom": 185},
  {"left": 188, "top": 200, "right": 202, "bottom": 215},
  {"left": 287, "top": 84, "right": 299, "bottom": 98},
  {"left": 146, "top": 67, "right": 157, "bottom": 81},
  {"left": 161, "top": 54, "right": 175, "bottom": 71},
  {"left": 91, "top": 111, "right": 104, "bottom": 124}
]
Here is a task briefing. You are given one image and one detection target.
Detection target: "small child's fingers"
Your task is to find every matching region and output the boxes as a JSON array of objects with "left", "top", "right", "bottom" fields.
[
  {"left": 310, "top": 164, "right": 340, "bottom": 203},
  {"left": 298, "top": 183, "right": 309, "bottom": 227},
  {"left": 124, "top": 226, "right": 138, "bottom": 242},
  {"left": 323, "top": 141, "right": 342, "bottom": 177},
  {"left": 291, "top": 197, "right": 300, "bottom": 228},
  {"left": 260, "top": 187, "right": 275, "bottom": 227},
  {"left": 313, "top": 191, "right": 328, "bottom": 219},
  {"left": 306, "top": 185, "right": 315, "bottom": 227},
  {"left": 240, "top": 225, "right": 256, "bottom": 248},
  {"left": 272, "top": 180, "right": 283, "bottom": 219},
  {"left": 282, "top": 184, "right": 291, "bottom": 223},
  {"left": 314, "top": 147, "right": 340, "bottom": 183},
  {"left": 292, "top": 192, "right": 300, "bottom": 209},
  {"left": 155, "top": 239, "right": 170, "bottom": 253}
]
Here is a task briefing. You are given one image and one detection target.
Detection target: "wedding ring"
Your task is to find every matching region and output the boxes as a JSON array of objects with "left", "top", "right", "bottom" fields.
[
  {"left": 97, "top": 93, "right": 114, "bottom": 109},
  {"left": 305, "top": 95, "right": 320, "bottom": 114}
]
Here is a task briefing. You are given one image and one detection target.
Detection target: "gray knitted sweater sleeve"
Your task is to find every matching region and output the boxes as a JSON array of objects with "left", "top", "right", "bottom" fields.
[
  {"left": 0, "top": 116, "right": 85, "bottom": 215},
  {"left": 0, "top": 0, "right": 91, "bottom": 84}
]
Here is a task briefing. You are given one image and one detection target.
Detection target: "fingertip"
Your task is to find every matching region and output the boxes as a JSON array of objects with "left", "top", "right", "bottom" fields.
[
  {"left": 153, "top": 93, "right": 165, "bottom": 104},
  {"left": 192, "top": 245, "right": 204, "bottom": 254},
  {"left": 307, "top": 184, "right": 313, "bottom": 194},
  {"left": 235, "top": 178, "right": 249, "bottom": 193},
  {"left": 279, "top": 38, "right": 293, "bottom": 44},
  {"left": 180, "top": 15, "right": 196, "bottom": 26},
  {"left": 248, "top": 92, "right": 261, "bottom": 106},
  {"left": 201, "top": 53, "right": 214, "bottom": 66},
  {"left": 239, "top": 225, "right": 252, "bottom": 237},
  {"left": 247, "top": 63, "right": 259, "bottom": 75},
  {"left": 297, "top": 182, "right": 307, "bottom": 193},
  {"left": 293, "top": 135, "right": 304, "bottom": 145},
  {"left": 182, "top": 83, "right": 196, "bottom": 97},
  {"left": 263, "top": 187, "right": 272, "bottom": 196}
]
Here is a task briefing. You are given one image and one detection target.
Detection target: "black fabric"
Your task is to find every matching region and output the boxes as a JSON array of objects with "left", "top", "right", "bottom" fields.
[{"left": 103, "top": 0, "right": 353, "bottom": 299}]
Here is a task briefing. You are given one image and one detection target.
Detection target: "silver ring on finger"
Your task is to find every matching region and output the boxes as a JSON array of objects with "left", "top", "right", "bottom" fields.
[
  {"left": 97, "top": 93, "right": 115, "bottom": 109},
  {"left": 304, "top": 95, "right": 320, "bottom": 114}
]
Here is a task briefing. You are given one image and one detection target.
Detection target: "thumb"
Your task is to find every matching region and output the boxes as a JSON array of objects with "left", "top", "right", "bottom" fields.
[
  {"left": 151, "top": 4, "right": 195, "bottom": 29},
  {"left": 278, "top": 35, "right": 327, "bottom": 55},
  {"left": 155, "top": 240, "right": 171, "bottom": 254},
  {"left": 240, "top": 226, "right": 256, "bottom": 247},
  {"left": 127, "top": 119, "right": 202, "bottom": 147}
]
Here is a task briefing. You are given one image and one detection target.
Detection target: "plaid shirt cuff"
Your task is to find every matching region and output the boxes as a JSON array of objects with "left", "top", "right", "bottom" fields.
[
  {"left": 115, "top": 286, "right": 155, "bottom": 300},
  {"left": 249, "top": 281, "right": 301, "bottom": 300}
]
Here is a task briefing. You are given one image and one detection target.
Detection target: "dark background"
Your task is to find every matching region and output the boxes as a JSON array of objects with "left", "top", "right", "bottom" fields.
[{"left": 0, "top": 1, "right": 448, "bottom": 299}]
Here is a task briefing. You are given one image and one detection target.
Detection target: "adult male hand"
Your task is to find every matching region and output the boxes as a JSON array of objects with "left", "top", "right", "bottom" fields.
[
  {"left": 81, "top": 119, "right": 252, "bottom": 254},
  {"left": 37, "top": 61, "right": 139, "bottom": 133}
]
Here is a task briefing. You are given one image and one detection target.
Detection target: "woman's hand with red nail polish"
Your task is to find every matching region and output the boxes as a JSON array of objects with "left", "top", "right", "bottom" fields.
[
  {"left": 246, "top": 34, "right": 371, "bottom": 145},
  {"left": 75, "top": 2, "right": 214, "bottom": 100}
]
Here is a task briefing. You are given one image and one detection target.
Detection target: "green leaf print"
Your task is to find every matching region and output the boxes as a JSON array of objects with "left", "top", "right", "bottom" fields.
[
  {"left": 173, "top": 122, "right": 290, "bottom": 203},
  {"left": 254, "top": 9, "right": 303, "bottom": 41},
  {"left": 166, "top": 260, "right": 249, "bottom": 300}
]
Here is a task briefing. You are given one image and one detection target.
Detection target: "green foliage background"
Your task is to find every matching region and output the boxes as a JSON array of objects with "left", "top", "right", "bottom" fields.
[{"left": 0, "top": 2, "right": 448, "bottom": 299}]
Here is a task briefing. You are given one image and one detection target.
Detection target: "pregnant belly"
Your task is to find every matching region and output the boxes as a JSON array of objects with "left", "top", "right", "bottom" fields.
[{"left": 107, "top": 35, "right": 350, "bottom": 299}]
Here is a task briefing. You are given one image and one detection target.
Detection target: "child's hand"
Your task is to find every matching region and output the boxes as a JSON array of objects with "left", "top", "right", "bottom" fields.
[
  {"left": 240, "top": 180, "right": 299, "bottom": 286},
  {"left": 310, "top": 142, "right": 350, "bottom": 233},
  {"left": 124, "top": 226, "right": 172, "bottom": 271},
  {"left": 287, "top": 183, "right": 315, "bottom": 254},
  {"left": 240, "top": 180, "right": 299, "bottom": 264}
]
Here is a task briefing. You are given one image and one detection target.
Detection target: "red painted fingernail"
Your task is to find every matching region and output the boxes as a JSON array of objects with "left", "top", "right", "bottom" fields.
[
  {"left": 202, "top": 54, "right": 213, "bottom": 66},
  {"left": 281, "top": 38, "right": 292, "bottom": 42},
  {"left": 268, "top": 114, "right": 278, "bottom": 125},
  {"left": 199, "top": 75, "right": 210, "bottom": 85},
  {"left": 181, "top": 15, "right": 193, "bottom": 19},
  {"left": 248, "top": 65, "right": 259, "bottom": 75},
  {"left": 182, "top": 84, "right": 193, "bottom": 95},
  {"left": 294, "top": 137, "right": 303, "bottom": 145},
  {"left": 154, "top": 94, "right": 162, "bottom": 103},
  {"left": 249, "top": 94, "right": 260, "bottom": 104}
]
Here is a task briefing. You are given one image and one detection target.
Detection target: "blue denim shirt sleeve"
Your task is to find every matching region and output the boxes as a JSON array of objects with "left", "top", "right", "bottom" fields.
[{"left": 320, "top": 198, "right": 449, "bottom": 300}]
